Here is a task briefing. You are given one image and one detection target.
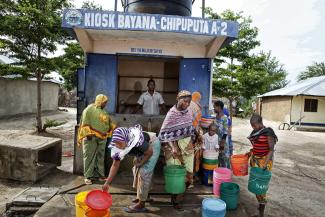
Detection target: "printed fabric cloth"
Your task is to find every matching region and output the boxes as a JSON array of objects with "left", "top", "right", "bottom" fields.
[
  {"left": 109, "top": 125, "right": 145, "bottom": 161},
  {"left": 133, "top": 132, "right": 161, "bottom": 201},
  {"left": 159, "top": 105, "right": 195, "bottom": 143},
  {"left": 77, "top": 94, "right": 115, "bottom": 145}
]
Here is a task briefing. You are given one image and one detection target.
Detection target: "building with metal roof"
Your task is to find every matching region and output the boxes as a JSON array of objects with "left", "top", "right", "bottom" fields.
[{"left": 257, "top": 76, "right": 325, "bottom": 130}]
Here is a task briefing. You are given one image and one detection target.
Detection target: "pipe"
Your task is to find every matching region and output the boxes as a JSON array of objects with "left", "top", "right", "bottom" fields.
[
  {"left": 202, "top": 0, "right": 205, "bottom": 18},
  {"left": 115, "top": 0, "right": 118, "bottom": 11}
]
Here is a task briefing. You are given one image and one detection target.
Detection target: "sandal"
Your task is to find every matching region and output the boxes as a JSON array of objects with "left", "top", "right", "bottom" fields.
[
  {"left": 124, "top": 205, "right": 148, "bottom": 213},
  {"left": 132, "top": 197, "right": 154, "bottom": 203},
  {"left": 84, "top": 178, "right": 92, "bottom": 185}
]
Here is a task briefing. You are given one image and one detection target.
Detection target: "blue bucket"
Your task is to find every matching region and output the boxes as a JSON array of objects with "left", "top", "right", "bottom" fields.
[
  {"left": 202, "top": 198, "right": 226, "bottom": 217},
  {"left": 202, "top": 169, "right": 214, "bottom": 186}
]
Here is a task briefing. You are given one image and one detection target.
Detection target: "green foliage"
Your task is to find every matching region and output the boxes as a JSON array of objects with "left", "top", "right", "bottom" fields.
[
  {"left": 0, "top": 0, "right": 70, "bottom": 75},
  {"left": 0, "top": 0, "right": 70, "bottom": 132},
  {"left": 298, "top": 62, "right": 325, "bottom": 81},
  {"left": 53, "top": 0, "right": 102, "bottom": 90},
  {"left": 43, "top": 118, "right": 66, "bottom": 130},
  {"left": 237, "top": 98, "right": 255, "bottom": 118},
  {"left": 81, "top": 0, "right": 103, "bottom": 10},
  {"left": 206, "top": 8, "right": 287, "bottom": 105},
  {"left": 54, "top": 42, "right": 84, "bottom": 90},
  {"left": 260, "top": 51, "right": 288, "bottom": 91}
]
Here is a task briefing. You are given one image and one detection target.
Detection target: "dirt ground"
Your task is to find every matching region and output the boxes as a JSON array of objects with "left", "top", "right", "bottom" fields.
[{"left": 0, "top": 109, "right": 325, "bottom": 217}]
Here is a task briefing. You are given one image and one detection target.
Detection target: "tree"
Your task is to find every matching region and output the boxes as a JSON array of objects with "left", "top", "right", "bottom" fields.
[
  {"left": 0, "top": 0, "right": 69, "bottom": 132},
  {"left": 54, "top": 1, "right": 102, "bottom": 91},
  {"left": 298, "top": 62, "right": 325, "bottom": 81},
  {"left": 206, "top": 9, "right": 287, "bottom": 117},
  {"left": 207, "top": 9, "right": 260, "bottom": 117},
  {"left": 260, "top": 51, "right": 288, "bottom": 91},
  {"left": 81, "top": 0, "right": 103, "bottom": 10},
  {"left": 55, "top": 42, "right": 84, "bottom": 91}
]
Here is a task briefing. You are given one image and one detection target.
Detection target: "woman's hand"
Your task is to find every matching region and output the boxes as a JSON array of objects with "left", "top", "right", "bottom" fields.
[{"left": 102, "top": 182, "right": 110, "bottom": 192}]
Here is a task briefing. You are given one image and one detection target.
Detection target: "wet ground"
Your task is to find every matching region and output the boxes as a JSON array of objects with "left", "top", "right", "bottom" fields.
[{"left": 0, "top": 109, "right": 325, "bottom": 217}]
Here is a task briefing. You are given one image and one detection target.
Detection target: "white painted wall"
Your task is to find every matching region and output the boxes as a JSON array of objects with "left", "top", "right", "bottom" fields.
[
  {"left": 291, "top": 95, "right": 325, "bottom": 125},
  {"left": 117, "top": 58, "right": 178, "bottom": 113}
]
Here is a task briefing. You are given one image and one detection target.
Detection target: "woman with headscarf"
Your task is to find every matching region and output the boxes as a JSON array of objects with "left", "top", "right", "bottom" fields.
[
  {"left": 78, "top": 94, "right": 115, "bottom": 185},
  {"left": 102, "top": 125, "right": 161, "bottom": 213},
  {"left": 189, "top": 92, "right": 203, "bottom": 184},
  {"left": 159, "top": 90, "right": 198, "bottom": 210}
]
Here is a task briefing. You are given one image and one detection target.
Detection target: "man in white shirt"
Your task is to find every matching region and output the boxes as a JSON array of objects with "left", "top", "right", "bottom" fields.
[{"left": 133, "top": 79, "right": 166, "bottom": 115}]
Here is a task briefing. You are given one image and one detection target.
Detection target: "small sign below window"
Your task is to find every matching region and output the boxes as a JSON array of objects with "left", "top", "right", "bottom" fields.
[
  {"left": 304, "top": 99, "right": 318, "bottom": 112},
  {"left": 130, "top": 48, "right": 162, "bottom": 54}
]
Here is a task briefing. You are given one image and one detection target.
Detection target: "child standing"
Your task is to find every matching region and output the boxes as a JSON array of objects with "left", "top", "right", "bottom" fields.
[
  {"left": 202, "top": 124, "right": 219, "bottom": 152},
  {"left": 247, "top": 114, "right": 278, "bottom": 217},
  {"left": 214, "top": 101, "right": 231, "bottom": 168}
]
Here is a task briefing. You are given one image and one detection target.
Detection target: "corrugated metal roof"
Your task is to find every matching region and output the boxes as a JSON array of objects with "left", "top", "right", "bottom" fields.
[{"left": 259, "top": 76, "right": 325, "bottom": 97}]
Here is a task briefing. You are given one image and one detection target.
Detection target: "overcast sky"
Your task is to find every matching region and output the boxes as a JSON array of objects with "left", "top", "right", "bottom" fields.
[{"left": 1, "top": 0, "right": 322, "bottom": 84}]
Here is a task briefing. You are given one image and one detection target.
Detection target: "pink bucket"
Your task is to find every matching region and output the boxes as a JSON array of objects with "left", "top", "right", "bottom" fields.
[{"left": 213, "top": 167, "right": 232, "bottom": 196}]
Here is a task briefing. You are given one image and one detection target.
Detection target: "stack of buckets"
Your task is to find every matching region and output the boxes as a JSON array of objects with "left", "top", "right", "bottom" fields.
[
  {"left": 202, "top": 150, "right": 219, "bottom": 186},
  {"left": 213, "top": 167, "right": 232, "bottom": 196},
  {"left": 75, "top": 190, "right": 112, "bottom": 217},
  {"left": 201, "top": 116, "right": 215, "bottom": 128}
]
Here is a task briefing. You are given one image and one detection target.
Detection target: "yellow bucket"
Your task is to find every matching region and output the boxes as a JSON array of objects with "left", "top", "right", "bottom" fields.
[
  {"left": 75, "top": 191, "right": 110, "bottom": 217},
  {"left": 202, "top": 163, "right": 218, "bottom": 170}
]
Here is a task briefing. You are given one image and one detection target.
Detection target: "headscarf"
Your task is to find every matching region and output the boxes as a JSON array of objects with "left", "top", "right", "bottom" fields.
[
  {"left": 110, "top": 127, "right": 130, "bottom": 146},
  {"left": 109, "top": 125, "right": 144, "bottom": 161},
  {"left": 77, "top": 94, "right": 113, "bottom": 145},
  {"left": 177, "top": 90, "right": 192, "bottom": 100},
  {"left": 192, "top": 92, "right": 201, "bottom": 105},
  {"left": 94, "top": 94, "right": 108, "bottom": 108}
]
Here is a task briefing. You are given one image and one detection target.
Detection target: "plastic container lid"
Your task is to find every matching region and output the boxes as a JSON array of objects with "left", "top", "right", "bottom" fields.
[
  {"left": 85, "top": 190, "right": 112, "bottom": 210},
  {"left": 202, "top": 198, "right": 226, "bottom": 212}
]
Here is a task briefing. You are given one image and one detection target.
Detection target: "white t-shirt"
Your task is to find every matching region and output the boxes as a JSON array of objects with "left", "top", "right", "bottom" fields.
[
  {"left": 202, "top": 133, "right": 219, "bottom": 151},
  {"left": 137, "top": 91, "right": 165, "bottom": 115}
]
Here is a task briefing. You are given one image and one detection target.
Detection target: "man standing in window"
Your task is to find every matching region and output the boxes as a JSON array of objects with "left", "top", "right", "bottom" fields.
[{"left": 133, "top": 79, "right": 166, "bottom": 115}]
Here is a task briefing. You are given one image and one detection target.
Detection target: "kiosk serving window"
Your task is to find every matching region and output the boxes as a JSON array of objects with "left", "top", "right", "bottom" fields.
[{"left": 117, "top": 55, "right": 179, "bottom": 114}]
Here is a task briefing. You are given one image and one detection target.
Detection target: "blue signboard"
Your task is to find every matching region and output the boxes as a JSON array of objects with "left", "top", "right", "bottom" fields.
[{"left": 62, "top": 9, "right": 239, "bottom": 38}]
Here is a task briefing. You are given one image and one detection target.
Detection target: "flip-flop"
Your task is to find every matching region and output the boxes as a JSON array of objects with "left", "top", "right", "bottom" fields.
[
  {"left": 124, "top": 206, "right": 148, "bottom": 213},
  {"left": 132, "top": 198, "right": 154, "bottom": 203}
]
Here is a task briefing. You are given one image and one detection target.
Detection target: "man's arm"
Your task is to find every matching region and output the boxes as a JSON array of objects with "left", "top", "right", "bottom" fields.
[
  {"left": 158, "top": 93, "right": 167, "bottom": 114},
  {"left": 132, "top": 94, "right": 144, "bottom": 114},
  {"left": 160, "top": 103, "right": 167, "bottom": 114},
  {"left": 132, "top": 104, "right": 142, "bottom": 114}
]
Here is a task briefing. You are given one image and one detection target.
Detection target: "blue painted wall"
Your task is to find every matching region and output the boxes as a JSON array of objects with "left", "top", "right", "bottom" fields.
[
  {"left": 80, "top": 54, "right": 211, "bottom": 116},
  {"left": 179, "top": 58, "right": 211, "bottom": 115},
  {"left": 85, "top": 53, "right": 118, "bottom": 113}
]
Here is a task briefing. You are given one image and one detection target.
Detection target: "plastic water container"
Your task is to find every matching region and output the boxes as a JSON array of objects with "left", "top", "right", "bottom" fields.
[
  {"left": 220, "top": 182, "right": 240, "bottom": 210},
  {"left": 213, "top": 167, "right": 232, "bottom": 196},
  {"left": 202, "top": 198, "right": 226, "bottom": 217},
  {"left": 164, "top": 165, "right": 186, "bottom": 194},
  {"left": 75, "top": 191, "right": 111, "bottom": 217},
  {"left": 231, "top": 154, "right": 249, "bottom": 176},
  {"left": 248, "top": 167, "right": 272, "bottom": 195},
  {"left": 203, "top": 150, "right": 219, "bottom": 160},
  {"left": 201, "top": 116, "right": 215, "bottom": 128},
  {"left": 202, "top": 169, "right": 214, "bottom": 186}
]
